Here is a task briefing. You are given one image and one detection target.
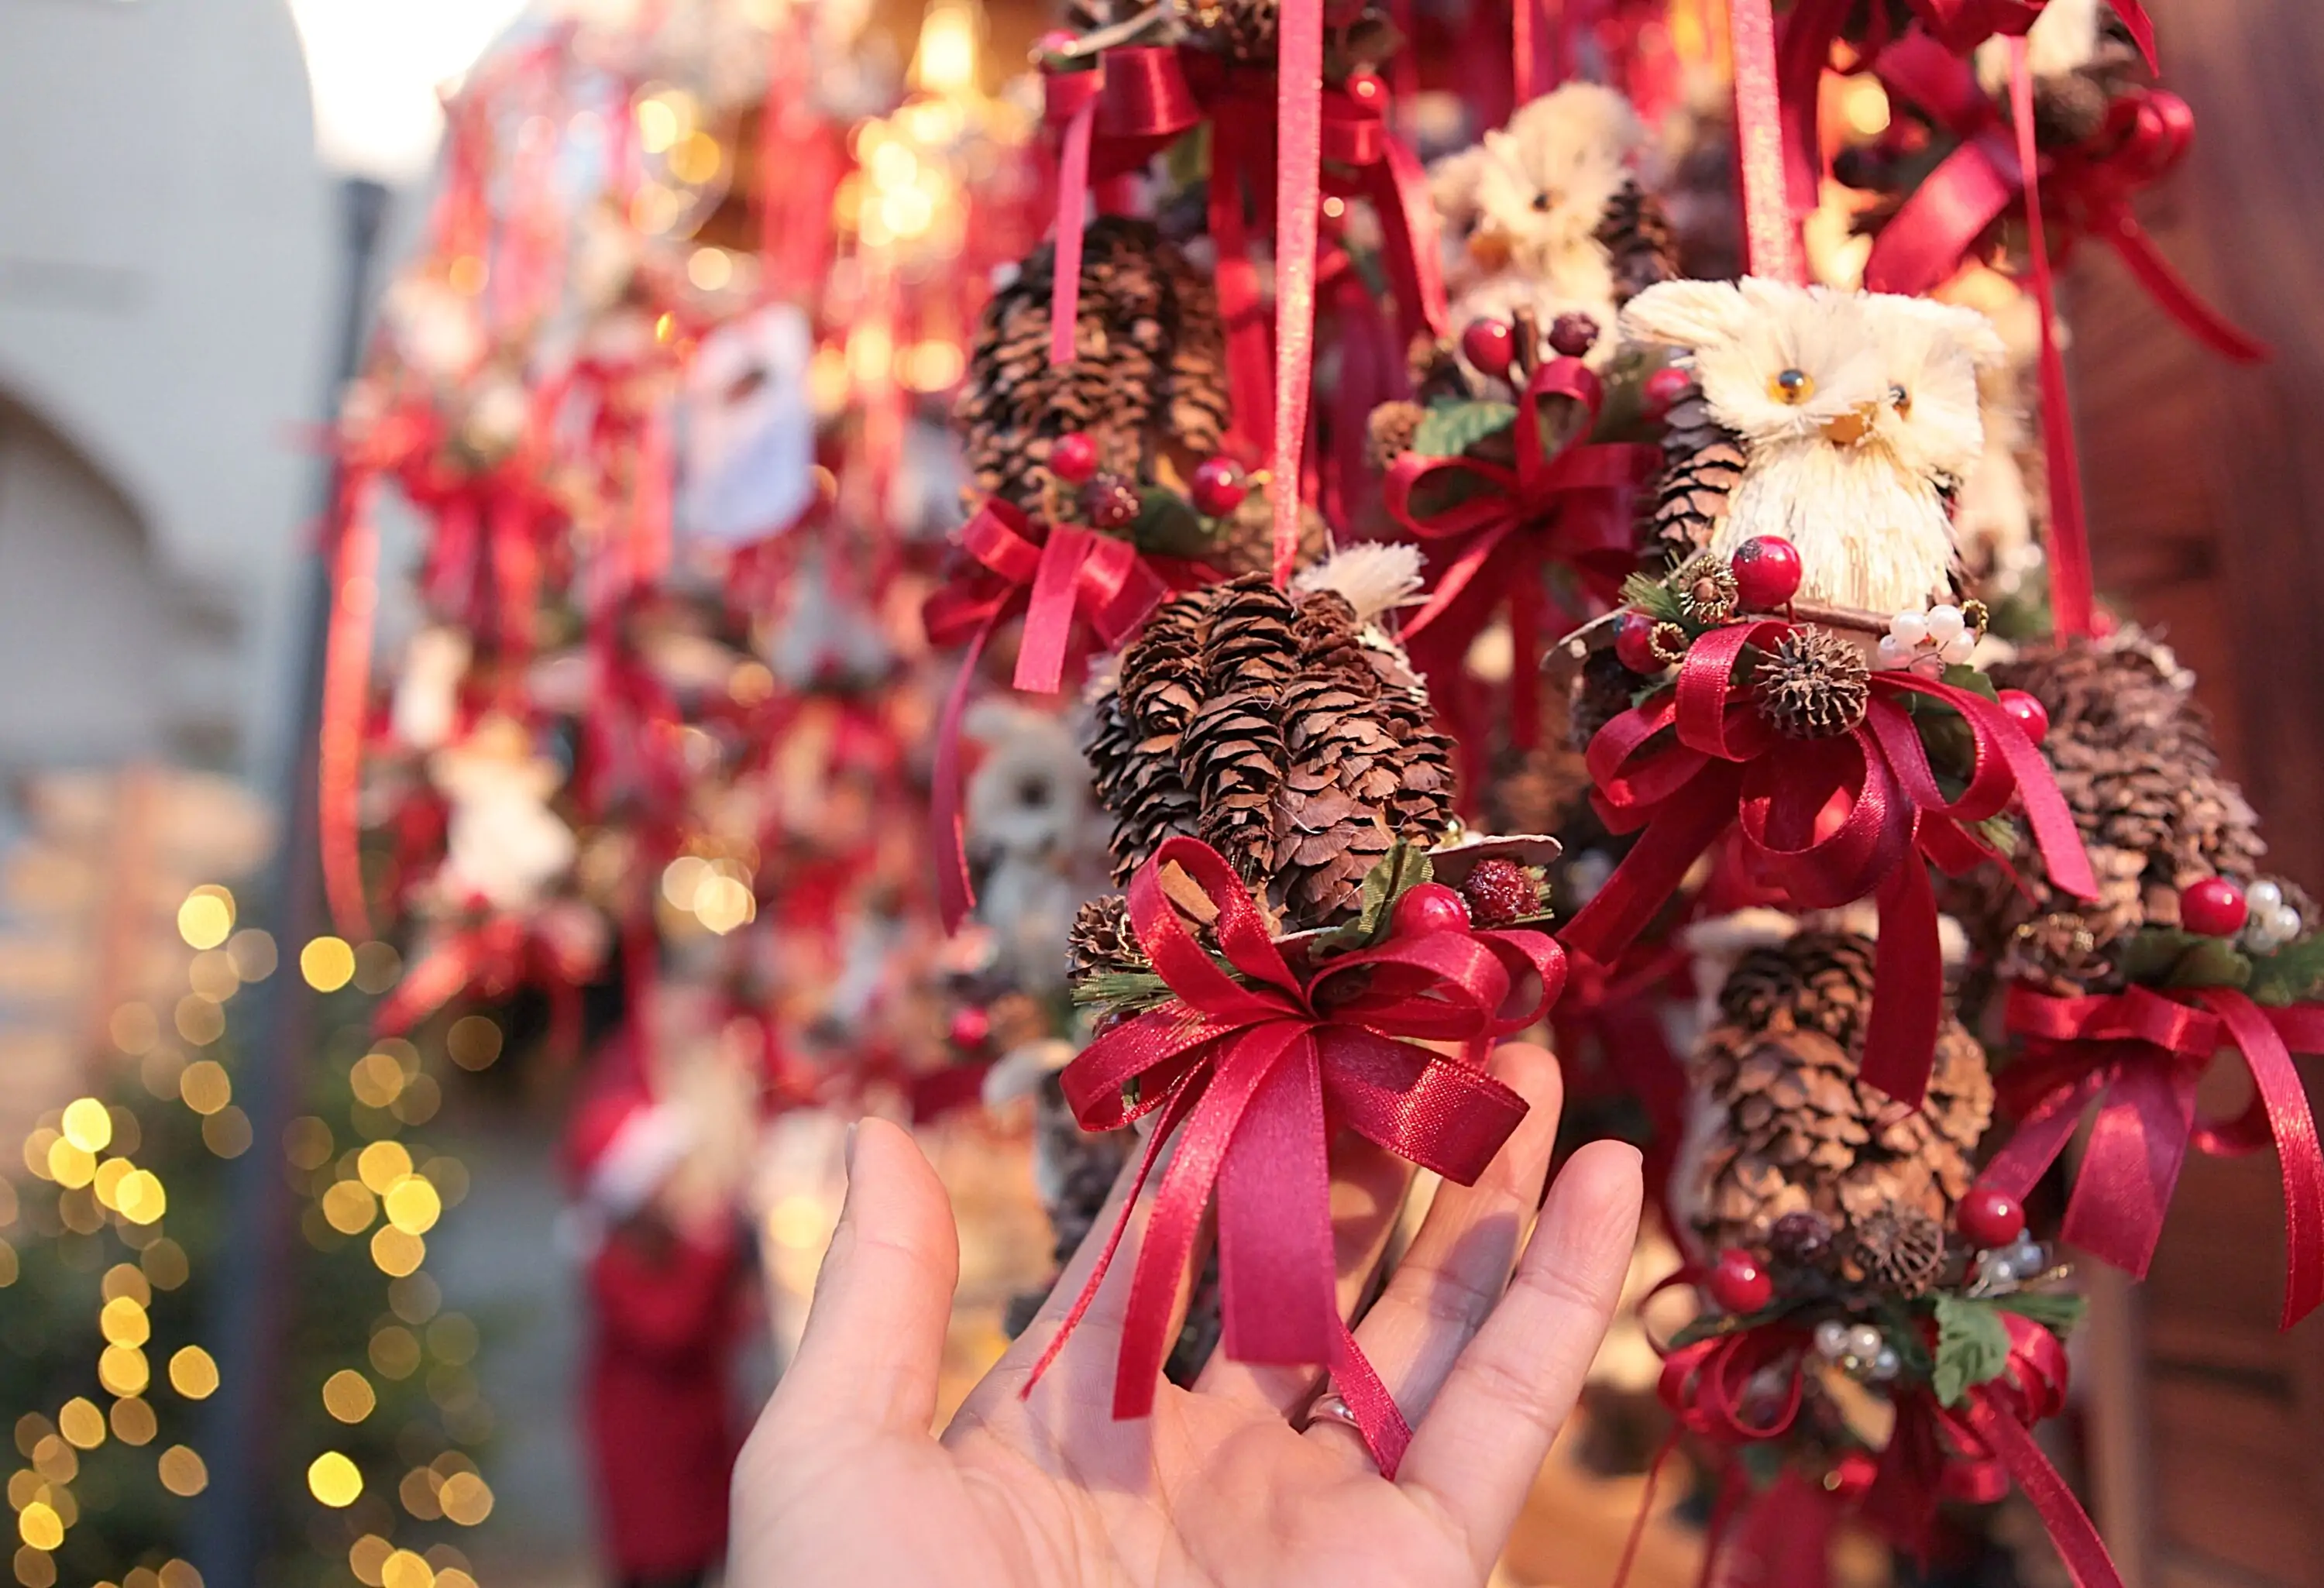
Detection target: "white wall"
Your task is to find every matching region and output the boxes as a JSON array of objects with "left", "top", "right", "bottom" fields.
[{"left": 0, "top": 0, "right": 333, "bottom": 774}]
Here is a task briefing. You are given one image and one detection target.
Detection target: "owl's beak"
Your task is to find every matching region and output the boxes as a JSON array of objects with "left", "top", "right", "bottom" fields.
[
  {"left": 1821, "top": 403, "right": 1882, "bottom": 446},
  {"left": 1467, "top": 228, "right": 1514, "bottom": 272}
]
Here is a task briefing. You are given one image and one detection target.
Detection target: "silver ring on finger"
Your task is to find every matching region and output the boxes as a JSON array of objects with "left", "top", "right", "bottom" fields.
[{"left": 1302, "top": 1392, "right": 1363, "bottom": 1437}]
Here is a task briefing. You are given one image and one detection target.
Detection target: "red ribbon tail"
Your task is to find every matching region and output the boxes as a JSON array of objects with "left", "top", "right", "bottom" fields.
[
  {"left": 2202, "top": 989, "right": 2324, "bottom": 1327},
  {"left": 1559, "top": 768, "right": 1740, "bottom": 967},
  {"left": 1980, "top": 1064, "right": 2105, "bottom": 1203},
  {"left": 1012, "top": 528, "right": 1097, "bottom": 695},
  {"left": 1273, "top": 0, "right": 1325, "bottom": 586},
  {"left": 1858, "top": 860, "right": 1942, "bottom": 1108},
  {"left": 1963, "top": 1397, "right": 2125, "bottom": 1588},
  {"left": 1216, "top": 1033, "right": 1337, "bottom": 1366},
  {"left": 2058, "top": 1057, "right": 2198, "bottom": 1280},
  {"left": 1050, "top": 98, "right": 1097, "bottom": 370},
  {"left": 2099, "top": 206, "right": 2269, "bottom": 363},
  {"left": 1732, "top": 0, "right": 1807, "bottom": 280},
  {"left": 932, "top": 620, "right": 993, "bottom": 931},
  {"left": 1327, "top": 1318, "right": 1414, "bottom": 1475},
  {"left": 2012, "top": 40, "right": 2095, "bottom": 639}
]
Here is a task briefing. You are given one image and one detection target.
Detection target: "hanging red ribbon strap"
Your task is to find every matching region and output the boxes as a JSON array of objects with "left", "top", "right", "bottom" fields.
[
  {"left": 1559, "top": 624, "right": 2096, "bottom": 1105},
  {"left": 319, "top": 471, "right": 381, "bottom": 944},
  {"left": 1985, "top": 984, "right": 2324, "bottom": 1326},
  {"left": 1030, "top": 837, "right": 1562, "bottom": 1473},
  {"left": 922, "top": 499, "right": 1191, "bottom": 930}
]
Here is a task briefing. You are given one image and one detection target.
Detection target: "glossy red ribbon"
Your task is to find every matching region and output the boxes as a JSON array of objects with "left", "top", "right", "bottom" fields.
[
  {"left": 923, "top": 499, "right": 1187, "bottom": 929},
  {"left": 1866, "top": 1316, "right": 2120, "bottom": 1588},
  {"left": 1731, "top": 0, "right": 1808, "bottom": 280},
  {"left": 1984, "top": 983, "right": 2324, "bottom": 1326},
  {"left": 1559, "top": 622, "right": 2097, "bottom": 1105},
  {"left": 1384, "top": 359, "right": 1659, "bottom": 744},
  {"left": 1030, "top": 837, "right": 1562, "bottom": 1473}
]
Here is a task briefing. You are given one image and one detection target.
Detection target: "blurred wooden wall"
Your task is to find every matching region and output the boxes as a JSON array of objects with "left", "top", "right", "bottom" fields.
[{"left": 2067, "top": 0, "right": 2324, "bottom": 1582}]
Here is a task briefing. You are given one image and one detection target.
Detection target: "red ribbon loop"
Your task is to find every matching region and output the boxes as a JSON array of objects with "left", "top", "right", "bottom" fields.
[
  {"left": 1987, "top": 984, "right": 2324, "bottom": 1326},
  {"left": 1561, "top": 627, "right": 2095, "bottom": 1105},
  {"left": 1030, "top": 837, "right": 1561, "bottom": 1473}
]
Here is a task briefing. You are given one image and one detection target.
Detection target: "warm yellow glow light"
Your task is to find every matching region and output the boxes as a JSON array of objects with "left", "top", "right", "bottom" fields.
[{"left": 308, "top": 1451, "right": 364, "bottom": 1507}]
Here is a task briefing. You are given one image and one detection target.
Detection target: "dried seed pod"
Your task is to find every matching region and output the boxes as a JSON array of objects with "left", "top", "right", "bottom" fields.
[{"left": 1754, "top": 627, "right": 1872, "bottom": 740}]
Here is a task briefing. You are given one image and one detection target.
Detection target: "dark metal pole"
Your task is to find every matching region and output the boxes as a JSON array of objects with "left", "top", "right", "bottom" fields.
[{"left": 193, "top": 174, "right": 390, "bottom": 1588}]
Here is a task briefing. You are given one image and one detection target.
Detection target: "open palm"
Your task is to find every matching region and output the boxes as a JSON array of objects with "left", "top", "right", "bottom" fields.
[{"left": 731, "top": 1042, "right": 1643, "bottom": 1588}]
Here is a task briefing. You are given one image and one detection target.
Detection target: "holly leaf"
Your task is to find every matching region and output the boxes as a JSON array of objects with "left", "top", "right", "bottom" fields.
[
  {"left": 1411, "top": 399, "right": 1516, "bottom": 459},
  {"left": 1992, "top": 1290, "right": 2088, "bottom": 1338},
  {"left": 2249, "top": 933, "right": 2324, "bottom": 1006},
  {"left": 1939, "top": 663, "right": 2001, "bottom": 704},
  {"left": 2164, "top": 936, "right": 2253, "bottom": 992},
  {"left": 1314, "top": 844, "right": 1433, "bottom": 956},
  {"left": 1130, "top": 486, "right": 1216, "bottom": 559},
  {"left": 2118, "top": 926, "right": 2202, "bottom": 986},
  {"left": 1931, "top": 1294, "right": 2013, "bottom": 1408}
]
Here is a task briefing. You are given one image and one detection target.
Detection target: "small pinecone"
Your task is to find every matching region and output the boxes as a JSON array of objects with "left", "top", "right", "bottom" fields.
[
  {"left": 1181, "top": 689, "right": 1286, "bottom": 884},
  {"left": 1955, "top": 633, "right": 2265, "bottom": 992},
  {"left": 1367, "top": 400, "right": 1425, "bottom": 469},
  {"left": 1595, "top": 177, "right": 1679, "bottom": 304},
  {"left": 955, "top": 217, "right": 1229, "bottom": 514},
  {"left": 1183, "top": 0, "right": 1278, "bottom": 61},
  {"left": 1096, "top": 593, "right": 1212, "bottom": 880},
  {"left": 1215, "top": 489, "right": 1332, "bottom": 578},
  {"left": 1570, "top": 649, "right": 1644, "bottom": 751},
  {"left": 1689, "top": 931, "right": 1993, "bottom": 1256},
  {"left": 1645, "top": 381, "right": 1746, "bottom": 565},
  {"left": 1067, "top": 895, "right": 1149, "bottom": 981},
  {"left": 1754, "top": 627, "right": 1872, "bottom": 739},
  {"left": 2033, "top": 72, "right": 2113, "bottom": 150},
  {"left": 1291, "top": 590, "right": 1381, "bottom": 696},
  {"left": 1198, "top": 574, "right": 1300, "bottom": 696},
  {"left": 1274, "top": 672, "right": 1401, "bottom": 925},
  {"left": 1374, "top": 676, "right": 1459, "bottom": 846},
  {"left": 1844, "top": 1204, "right": 1947, "bottom": 1298}
]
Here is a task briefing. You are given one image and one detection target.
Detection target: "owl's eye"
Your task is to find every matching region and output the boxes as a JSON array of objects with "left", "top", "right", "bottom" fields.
[
  {"left": 1768, "top": 368, "right": 1816, "bottom": 404},
  {"left": 1889, "top": 383, "right": 1913, "bottom": 416},
  {"left": 1531, "top": 191, "right": 1556, "bottom": 212}
]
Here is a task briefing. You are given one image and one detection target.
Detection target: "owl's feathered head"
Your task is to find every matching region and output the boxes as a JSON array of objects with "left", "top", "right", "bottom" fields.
[
  {"left": 1430, "top": 84, "right": 1646, "bottom": 271},
  {"left": 1621, "top": 277, "right": 2006, "bottom": 481}
]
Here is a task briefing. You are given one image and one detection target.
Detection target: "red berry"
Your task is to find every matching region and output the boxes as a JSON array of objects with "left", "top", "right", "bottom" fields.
[
  {"left": 1957, "top": 1188, "right": 2027, "bottom": 1249},
  {"left": 1549, "top": 311, "right": 1600, "bottom": 359},
  {"left": 1828, "top": 1452, "right": 1879, "bottom": 1501},
  {"left": 1729, "top": 536, "right": 1804, "bottom": 610},
  {"left": 1459, "top": 858, "right": 1539, "bottom": 927},
  {"left": 1641, "top": 365, "right": 1693, "bottom": 420},
  {"left": 1612, "top": 610, "right": 1662, "bottom": 675},
  {"left": 1391, "top": 882, "right": 1472, "bottom": 937},
  {"left": 2181, "top": 877, "right": 2250, "bottom": 937},
  {"left": 1998, "top": 688, "right": 2050, "bottom": 743},
  {"left": 1190, "top": 455, "right": 1249, "bottom": 516},
  {"left": 1707, "top": 1249, "right": 1773, "bottom": 1315},
  {"left": 1050, "top": 431, "right": 1099, "bottom": 483},
  {"left": 1460, "top": 318, "right": 1516, "bottom": 380},
  {"left": 948, "top": 1006, "right": 992, "bottom": 1053},
  {"left": 1081, "top": 473, "right": 1141, "bottom": 530}
]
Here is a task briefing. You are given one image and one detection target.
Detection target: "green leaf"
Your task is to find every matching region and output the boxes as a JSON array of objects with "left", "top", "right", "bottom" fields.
[
  {"left": 1992, "top": 1291, "right": 2088, "bottom": 1337},
  {"left": 1410, "top": 400, "right": 1516, "bottom": 459},
  {"left": 1129, "top": 486, "right": 1216, "bottom": 559},
  {"left": 2117, "top": 926, "right": 2204, "bottom": 986},
  {"left": 2248, "top": 933, "right": 2324, "bottom": 1007},
  {"left": 1931, "top": 1294, "right": 2013, "bottom": 1408},
  {"left": 1312, "top": 844, "right": 1434, "bottom": 957},
  {"left": 2164, "top": 936, "right": 2254, "bottom": 991},
  {"left": 1939, "top": 663, "right": 2001, "bottom": 704},
  {"left": 1618, "top": 569, "right": 1687, "bottom": 631}
]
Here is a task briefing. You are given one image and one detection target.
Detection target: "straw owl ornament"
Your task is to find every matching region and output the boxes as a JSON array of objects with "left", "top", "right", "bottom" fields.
[{"left": 1621, "top": 277, "right": 2006, "bottom": 615}]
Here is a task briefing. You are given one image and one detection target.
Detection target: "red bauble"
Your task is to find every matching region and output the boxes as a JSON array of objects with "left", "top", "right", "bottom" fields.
[
  {"left": 1459, "top": 858, "right": 1538, "bottom": 927},
  {"left": 1997, "top": 689, "right": 2050, "bottom": 743},
  {"left": 1707, "top": 1249, "right": 1773, "bottom": 1314},
  {"left": 1612, "top": 610, "right": 1662, "bottom": 675},
  {"left": 1956, "top": 1188, "right": 2026, "bottom": 1248},
  {"left": 2181, "top": 877, "right": 2250, "bottom": 937},
  {"left": 1641, "top": 365, "right": 1693, "bottom": 419},
  {"left": 1050, "top": 431, "right": 1099, "bottom": 483},
  {"left": 1548, "top": 311, "right": 1600, "bottom": 359},
  {"left": 1730, "top": 536, "right": 1804, "bottom": 610},
  {"left": 1391, "top": 882, "right": 1472, "bottom": 937},
  {"left": 1460, "top": 318, "right": 1516, "bottom": 380},
  {"left": 1190, "top": 456, "right": 1249, "bottom": 516},
  {"left": 948, "top": 1006, "right": 993, "bottom": 1053}
]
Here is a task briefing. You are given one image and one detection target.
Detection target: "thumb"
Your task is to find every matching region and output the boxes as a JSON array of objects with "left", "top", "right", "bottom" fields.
[{"left": 774, "top": 1117, "right": 961, "bottom": 1435}]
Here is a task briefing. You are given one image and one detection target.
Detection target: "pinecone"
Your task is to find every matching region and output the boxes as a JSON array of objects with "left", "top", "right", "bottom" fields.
[
  {"left": 1374, "top": 675, "right": 1459, "bottom": 846},
  {"left": 1181, "top": 689, "right": 1286, "bottom": 884},
  {"left": 1754, "top": 627, "right": 1872, "bottom": 739},
  {"left": 1645, "top": 380, "right": 1746, "bottom": 566},
  {"left": 1214, "top": 487, "right": 1333, "bottom": 578},
  {"left": 1844, "top": 1204, "right": 1947, "bottom": 1298},
  {"left": 1955, "top": 632, "right": 2265, "bottom": 992},
  {"left": 1291, "top": 590, "right": 1381, "bottom": 696},
  {"left": 1198, "top": 574, "right": 1299, "bottom": 695},
  {"left": 1274, "top": 670, "right": 1401, "bottom": 925},
  {"left": 1595, "top": 177, "right": 1679, "bottom": 304},
  {"left": 954, "top": 217, "right": 1229, "bottom": 514},
  {"left": 1687, "top": 931, "right": 1993, "bottom": 1260},
  {"left": 1367, "top": 400, "right": 1425, "bottom": 469},
  {"left": 1182, "top": 0, "right": 1279, "bottom": 61},
  {"left": 1570, "top": 648, "right": 1645, "bottom": 751},
  {"left": 1096, "top": 592, "right": 1210, "bottom": 880},
  {"left": 1067, "top": 895, "right": 1149, "bottom": 981}
]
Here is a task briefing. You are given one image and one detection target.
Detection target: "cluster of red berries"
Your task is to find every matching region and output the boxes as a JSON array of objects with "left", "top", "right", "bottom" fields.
[{"left": 1050, "top": 432, "right": 1250, "bottom": 523}]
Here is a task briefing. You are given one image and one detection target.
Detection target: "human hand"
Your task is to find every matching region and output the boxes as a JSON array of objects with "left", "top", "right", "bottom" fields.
[{"left": 731, "top": 1042, "right": 1643, "bottom": 1588}]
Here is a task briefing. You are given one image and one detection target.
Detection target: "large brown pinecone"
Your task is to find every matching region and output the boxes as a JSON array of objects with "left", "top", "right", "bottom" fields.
[
  {"left": 1959, "top": 632, "right": 2265, "bottom": 992},
  {"left": 1688, "top": 931, "right": 1993, "bottom": 1264},
  {"left": 1595, "top": 178, "right": 1679, "bottom": 304},
  {"left": 1644, "top": 378, "right": 1746, "bottom": 568},
  {"left": 1095, "top": 590, "right": 1210, "bottom": 880},
  {"left": 955, "top": 217, "right": 1230, "bottom": 514}
]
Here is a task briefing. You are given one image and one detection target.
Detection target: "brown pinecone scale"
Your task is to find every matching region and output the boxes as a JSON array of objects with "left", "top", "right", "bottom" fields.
[
  {"left": 1595, "top": 177, "right": 1679, "bottom": 304},
  {"left": 1686, "top": 931, "right": 1992, "bottom": 1274},
  {"left": 1644, "top": 380, "right": 1745, "bottom": 567}
]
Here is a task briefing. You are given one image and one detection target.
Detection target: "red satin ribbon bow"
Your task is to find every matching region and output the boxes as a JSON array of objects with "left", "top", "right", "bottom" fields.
[
  {"left": 1030, "top": 837, "right": 1563, "bottom": 1473},
  {"left": 1559, "top": 622, "right": 2098, "bottom": 1106},
  {"left": 1984, "top": 983, "right": 2324, "bottom": 1326},
  {"left": 1385, "top": 359, "right": 1659, "bottom": 747},
  {"left": 1862, "top": 36, "right": 2264, "bottom": 363},
  {"left": 922, "top": 498, "right": 1184, "bottom": 930},
  {"left": 1867, "top": 1316, "right": 2120, "bottom": 1588}
]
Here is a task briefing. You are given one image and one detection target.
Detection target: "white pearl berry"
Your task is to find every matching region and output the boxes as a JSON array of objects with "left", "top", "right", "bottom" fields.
[
  {"left": 2249, "top": 880, "right": 2286, "bottom": 914},
  {"left": 2270, "top": 905, "right": 2304, "bottom": 942},
  {"left": 1925, "top": 604, "right": 1967, "bottom": 644},
  {"left": 1814, "top": 1319, "right": 1850, "bottom": 1359},
  {"left": 1845, "top": 1324, "right": 1884, "bottom": 1361},
  {"left": 1871, "top": 1347, "right": 1902, "bottom": 1382},
  {"left": 1888, "top": 610, "right": 1929, "bottom": 648},
  {"left": 1940, "top": 631, "right": 1976, "bottom": 665}
]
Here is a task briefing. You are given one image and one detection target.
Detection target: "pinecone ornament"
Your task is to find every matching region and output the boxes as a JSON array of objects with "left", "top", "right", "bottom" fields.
[
  {"left": 1595, "top": 177, "right": 1679, "bottom": 303},
  {"left": 1644, "top": 378, "right": 1748, "bottom": 567},
  {"left": 1686, "top": 931, "right": 1993, "bottom": 1269},
  {"left": 1067, "top": 895, "right": 1149, "bottom": 980},
  {"left": 1094, "top": 589, "right": 1210, "bottom": 881},
  {"left": 1960, "top": 631, "right": 2265, "bottom": 992},
  {"left": 955, "top": 217, "right": 1230, "bottom": 514},
  {"left": 1844, "top": 1204, "right": 1947, "bottom": 1297}
]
